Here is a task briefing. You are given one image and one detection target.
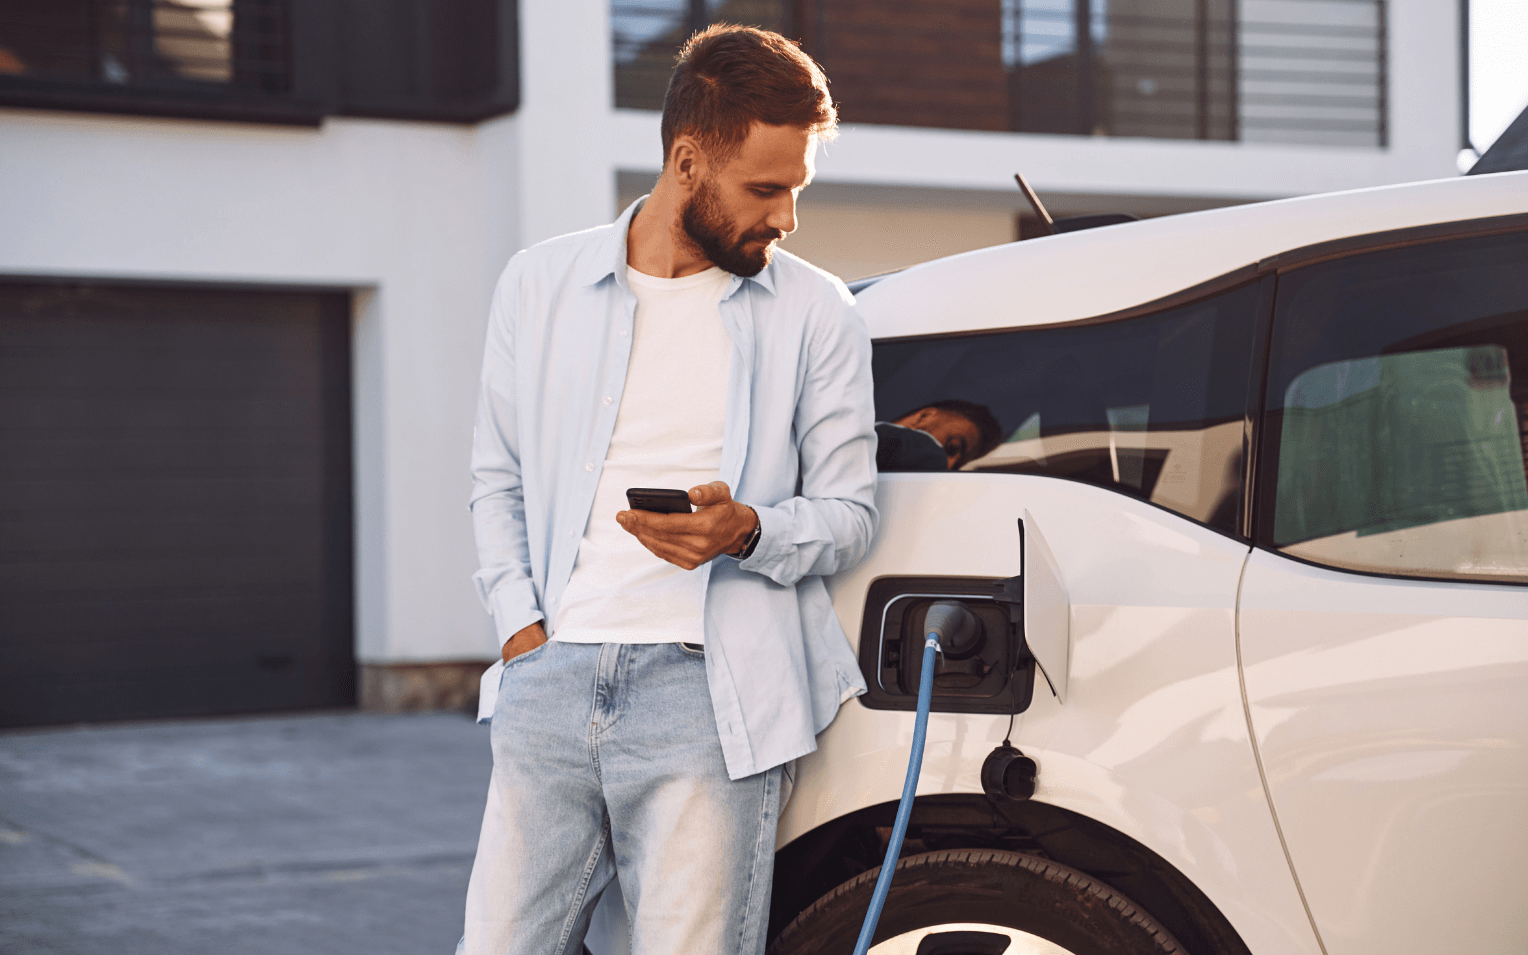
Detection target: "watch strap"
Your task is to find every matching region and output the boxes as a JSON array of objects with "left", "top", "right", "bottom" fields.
[{"left": 731, "top": 510, "right": 762, "bottom": 560}]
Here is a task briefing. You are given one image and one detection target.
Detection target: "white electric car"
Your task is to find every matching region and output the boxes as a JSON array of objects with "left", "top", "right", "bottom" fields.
[{"left": 765, "top": 170, "right": 1528, "bottom": 955}]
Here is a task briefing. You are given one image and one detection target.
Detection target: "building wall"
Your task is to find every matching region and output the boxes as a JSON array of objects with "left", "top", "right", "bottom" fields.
[{"left": 781, "top": 194, "right": 1018, "bottom": 281}]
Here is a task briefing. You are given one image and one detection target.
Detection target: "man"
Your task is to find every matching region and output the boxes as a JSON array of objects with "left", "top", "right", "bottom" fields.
[
  {"left": 458, "top": 25, "right": 877, "bottom": 955},
  {"left": 876, "top": 400, "right": 1003, "bottom": 471}
]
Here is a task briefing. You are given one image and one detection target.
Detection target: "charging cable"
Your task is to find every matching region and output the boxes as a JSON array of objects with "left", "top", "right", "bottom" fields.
[{"left": 850, "top": 600, "right": 970, "bottom": 955}]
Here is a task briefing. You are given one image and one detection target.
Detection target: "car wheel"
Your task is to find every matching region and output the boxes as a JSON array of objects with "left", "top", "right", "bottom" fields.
[{"left": 769, "top": 848, "right": 1184, "bottom": 955}]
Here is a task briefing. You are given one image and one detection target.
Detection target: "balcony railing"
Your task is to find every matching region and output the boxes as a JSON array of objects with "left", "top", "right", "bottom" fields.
[{"left": 613, "top": 0, "right": 1387, "bottom": 148}]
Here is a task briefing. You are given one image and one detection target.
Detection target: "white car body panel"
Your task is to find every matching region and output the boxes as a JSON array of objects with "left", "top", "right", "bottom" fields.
[
  {"left": 855, "top": 171, "right": 1528, "bottom": 341},
  {"left": 782, "top": 474, "right": 1321, "bottom": 955},
  {"left": 1239, "top": 549, "right": 1528, "bottom": 955}
]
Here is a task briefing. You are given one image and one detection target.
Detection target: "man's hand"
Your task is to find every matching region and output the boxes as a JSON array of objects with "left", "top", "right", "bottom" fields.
[
  {"left": 501, "top": 620, "right": 547, "bottom": 664},
  {"left": 616, "top": 480, "right": 758, "bottom": 570}
]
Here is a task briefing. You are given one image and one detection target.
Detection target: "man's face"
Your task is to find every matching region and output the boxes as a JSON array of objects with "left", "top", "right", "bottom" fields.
[
  {"left": 896, "top": 407, "right": 984, "bottom": 470},
  {"left": 681, "top": 123, "right": 815, "bottom": 277}
]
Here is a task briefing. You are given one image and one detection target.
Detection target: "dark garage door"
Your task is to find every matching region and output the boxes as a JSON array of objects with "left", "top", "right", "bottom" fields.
[{"left": 0, "top": 282, "right": 354, "bottom": 727}]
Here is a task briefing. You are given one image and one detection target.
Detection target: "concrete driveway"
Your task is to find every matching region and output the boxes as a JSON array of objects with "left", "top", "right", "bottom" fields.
[{"left": 0, "top": 711, "right": 492, "bottom": 955}]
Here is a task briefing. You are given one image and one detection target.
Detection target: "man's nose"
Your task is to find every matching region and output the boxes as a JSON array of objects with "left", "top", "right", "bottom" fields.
[{"left": 767, "top": 194, "right": 798, "bottom": 236}]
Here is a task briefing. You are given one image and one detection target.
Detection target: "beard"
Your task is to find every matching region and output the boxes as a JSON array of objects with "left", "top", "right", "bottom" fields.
[{"left": 680, "top": 176, "right": 784, "bottom": 277}]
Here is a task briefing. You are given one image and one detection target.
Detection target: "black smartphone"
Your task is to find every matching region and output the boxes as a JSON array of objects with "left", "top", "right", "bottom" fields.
[{"left": 626, "top": 487, "right": 694, "bottom": 514}]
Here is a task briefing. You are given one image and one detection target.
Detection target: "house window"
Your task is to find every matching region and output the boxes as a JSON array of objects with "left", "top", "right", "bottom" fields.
[
  {"left": 0, "top": 0, "right": 519, "bottom": 125},
  {"left": 1003, "top": 0, "right": 1237, "bottom": 140},
  {"left": 0, "top": 0, "right": 287, "bottom": 94}
]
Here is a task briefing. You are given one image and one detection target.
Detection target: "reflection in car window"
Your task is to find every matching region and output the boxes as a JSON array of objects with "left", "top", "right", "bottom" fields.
[
  {"left": 1263, "top": 230, "right": 1528, "bottom": 584},
  {"left": 872, "top": 283, "right": 1261, "bottom": 537}
]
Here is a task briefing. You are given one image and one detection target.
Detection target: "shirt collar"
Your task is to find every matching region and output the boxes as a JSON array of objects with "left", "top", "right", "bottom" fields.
[{"left": 579, "top": 195, "right": 777, "bottom": 298}]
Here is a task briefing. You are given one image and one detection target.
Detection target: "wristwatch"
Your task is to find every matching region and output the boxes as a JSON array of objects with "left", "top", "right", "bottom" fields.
[{"left": 730, "top": 508, "right": 762, "bottom": 560}]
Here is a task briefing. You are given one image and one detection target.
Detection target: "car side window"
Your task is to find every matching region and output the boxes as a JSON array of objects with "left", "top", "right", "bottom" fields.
[
  {"left": 871, "top": 282, "right": 1262, "bottom": 537},
  {"left": 1260, "top": 230, "right": 1528, "bottom": 584}
]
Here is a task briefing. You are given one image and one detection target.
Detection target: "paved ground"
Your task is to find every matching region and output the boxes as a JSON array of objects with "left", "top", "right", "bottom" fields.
[{"left": 0, "top": 711, "right": 493, "bottom": 955}]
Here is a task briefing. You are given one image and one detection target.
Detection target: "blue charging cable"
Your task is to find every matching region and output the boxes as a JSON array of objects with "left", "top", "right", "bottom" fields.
[{"left": 850, "top": 601, "right": 965, "bottom": 955}]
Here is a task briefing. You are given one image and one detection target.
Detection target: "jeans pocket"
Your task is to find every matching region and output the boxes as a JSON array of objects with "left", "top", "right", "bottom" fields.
[
  {"left": 503, "top": 639, "right": 550, "bottom": 672},
  {"left": 678, "top": 641, "right": 705, "bottom": 658},
  {"left": 489, "top": 641, "right": 551, "bottom": 727}
]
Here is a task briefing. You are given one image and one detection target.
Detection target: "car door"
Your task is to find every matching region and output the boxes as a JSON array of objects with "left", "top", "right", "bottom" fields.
[{"left": 1238, "top": 227, "right": 1528, "bottom": 955}]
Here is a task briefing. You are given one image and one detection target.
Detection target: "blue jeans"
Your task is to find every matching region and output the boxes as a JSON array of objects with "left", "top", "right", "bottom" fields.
[{"left": 458, "top": 641, "right": 783, "bottom": 955}]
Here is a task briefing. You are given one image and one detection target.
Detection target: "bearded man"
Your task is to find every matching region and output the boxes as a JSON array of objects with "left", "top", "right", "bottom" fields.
[{"left": 457, "top": 24, "right": 878, "bottom": 955}]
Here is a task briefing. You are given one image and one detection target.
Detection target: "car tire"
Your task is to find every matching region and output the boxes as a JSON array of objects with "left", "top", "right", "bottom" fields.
[{"left": 769, "top": 848, "right": 1184, "bottom": 955}]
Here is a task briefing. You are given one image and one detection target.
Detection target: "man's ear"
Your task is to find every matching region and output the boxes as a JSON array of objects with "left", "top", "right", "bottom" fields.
[{"left": 669, "top": 136, "right": 706, "bottom": 190}]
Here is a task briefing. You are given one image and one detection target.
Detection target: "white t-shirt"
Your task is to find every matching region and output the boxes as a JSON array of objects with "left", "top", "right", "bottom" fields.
[{"left": 551, "top": 265, "right": 734, "bottom": 644}]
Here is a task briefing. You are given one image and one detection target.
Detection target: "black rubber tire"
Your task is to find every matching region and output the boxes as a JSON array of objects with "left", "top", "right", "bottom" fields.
[{"left": 770, "top": 849, "right": 1185, "bottom": 955}]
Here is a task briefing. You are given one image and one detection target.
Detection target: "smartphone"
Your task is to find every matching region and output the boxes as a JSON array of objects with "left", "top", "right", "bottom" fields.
[{"left": 626, "top": 487, "right": 693, "bottom": 514}]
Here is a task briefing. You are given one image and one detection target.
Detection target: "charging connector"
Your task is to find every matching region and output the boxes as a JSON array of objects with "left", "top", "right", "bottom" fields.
[
  {"left": 922, "top": 600, "right": 978, "bottom": 652},
  {"left": 849, "top": 600, "right": 972, "bottom": 955}
]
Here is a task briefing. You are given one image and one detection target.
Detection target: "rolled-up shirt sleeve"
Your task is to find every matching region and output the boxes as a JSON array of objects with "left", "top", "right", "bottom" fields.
[
  {"left": 469, "top": 259, "right": 543, "bottom": 647},
  {"left": 740, "top": 293, "right": 878, "bottom": 586}
]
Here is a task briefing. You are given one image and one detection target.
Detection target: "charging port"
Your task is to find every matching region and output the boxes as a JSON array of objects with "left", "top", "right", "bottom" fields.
[{"left": 857, "top": 576, "right": 1035, "bottom": 715}]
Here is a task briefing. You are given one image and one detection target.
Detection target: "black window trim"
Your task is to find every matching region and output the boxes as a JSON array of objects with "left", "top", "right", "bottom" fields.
[
  {"left": 0, "top": 272, "right": 357, "bottom": 298},
  {"left": 1239, "top": 275, "right": 1278, "bottom": 542},
  {"left": 0, "top": 0, "right": 523, "bottom": 127},
  {"left": 0, "top": 76, "right": 328, "bottom": 127}
]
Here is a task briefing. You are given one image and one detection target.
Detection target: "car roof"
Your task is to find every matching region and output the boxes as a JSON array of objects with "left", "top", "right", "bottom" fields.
[{"left": 855, "top": 169, "right": 1528, "bottom": 340}]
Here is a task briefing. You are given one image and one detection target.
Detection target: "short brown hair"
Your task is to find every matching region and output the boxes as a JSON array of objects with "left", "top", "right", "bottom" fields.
[{"left": 661, "top": 24, "right": 837, "bottom": 167}]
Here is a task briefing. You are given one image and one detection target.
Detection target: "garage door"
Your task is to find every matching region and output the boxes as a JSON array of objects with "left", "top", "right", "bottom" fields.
[{"left": 0, "top": 281, "right": 354, "bottom": 727}]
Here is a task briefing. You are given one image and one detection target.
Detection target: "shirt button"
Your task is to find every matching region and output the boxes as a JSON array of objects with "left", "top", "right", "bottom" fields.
[
  {"left": 585, "top": 462, "right": 594, "bottom": 472},
  {"left": 603, "top": 396, "right": 612, "bottom": 405},
  {"left": 619, "top": 328, "right": 628, "bottom": 337}
]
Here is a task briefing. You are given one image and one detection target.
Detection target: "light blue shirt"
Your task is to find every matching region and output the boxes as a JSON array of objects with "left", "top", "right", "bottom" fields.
[{"left": 469, "top": 199, "right": 878, "bottom": 779}]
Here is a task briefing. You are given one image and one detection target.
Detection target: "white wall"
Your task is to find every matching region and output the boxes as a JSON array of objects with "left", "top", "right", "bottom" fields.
[
  {"left": 1387, "top": 0, "right": 1465, "bottom": 173},
  {"left": 514, "top": 0, "right": 619, "bottom": 247},
  {"left": 775, "top": 196, "right": 1019, "bottom": 281}
]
